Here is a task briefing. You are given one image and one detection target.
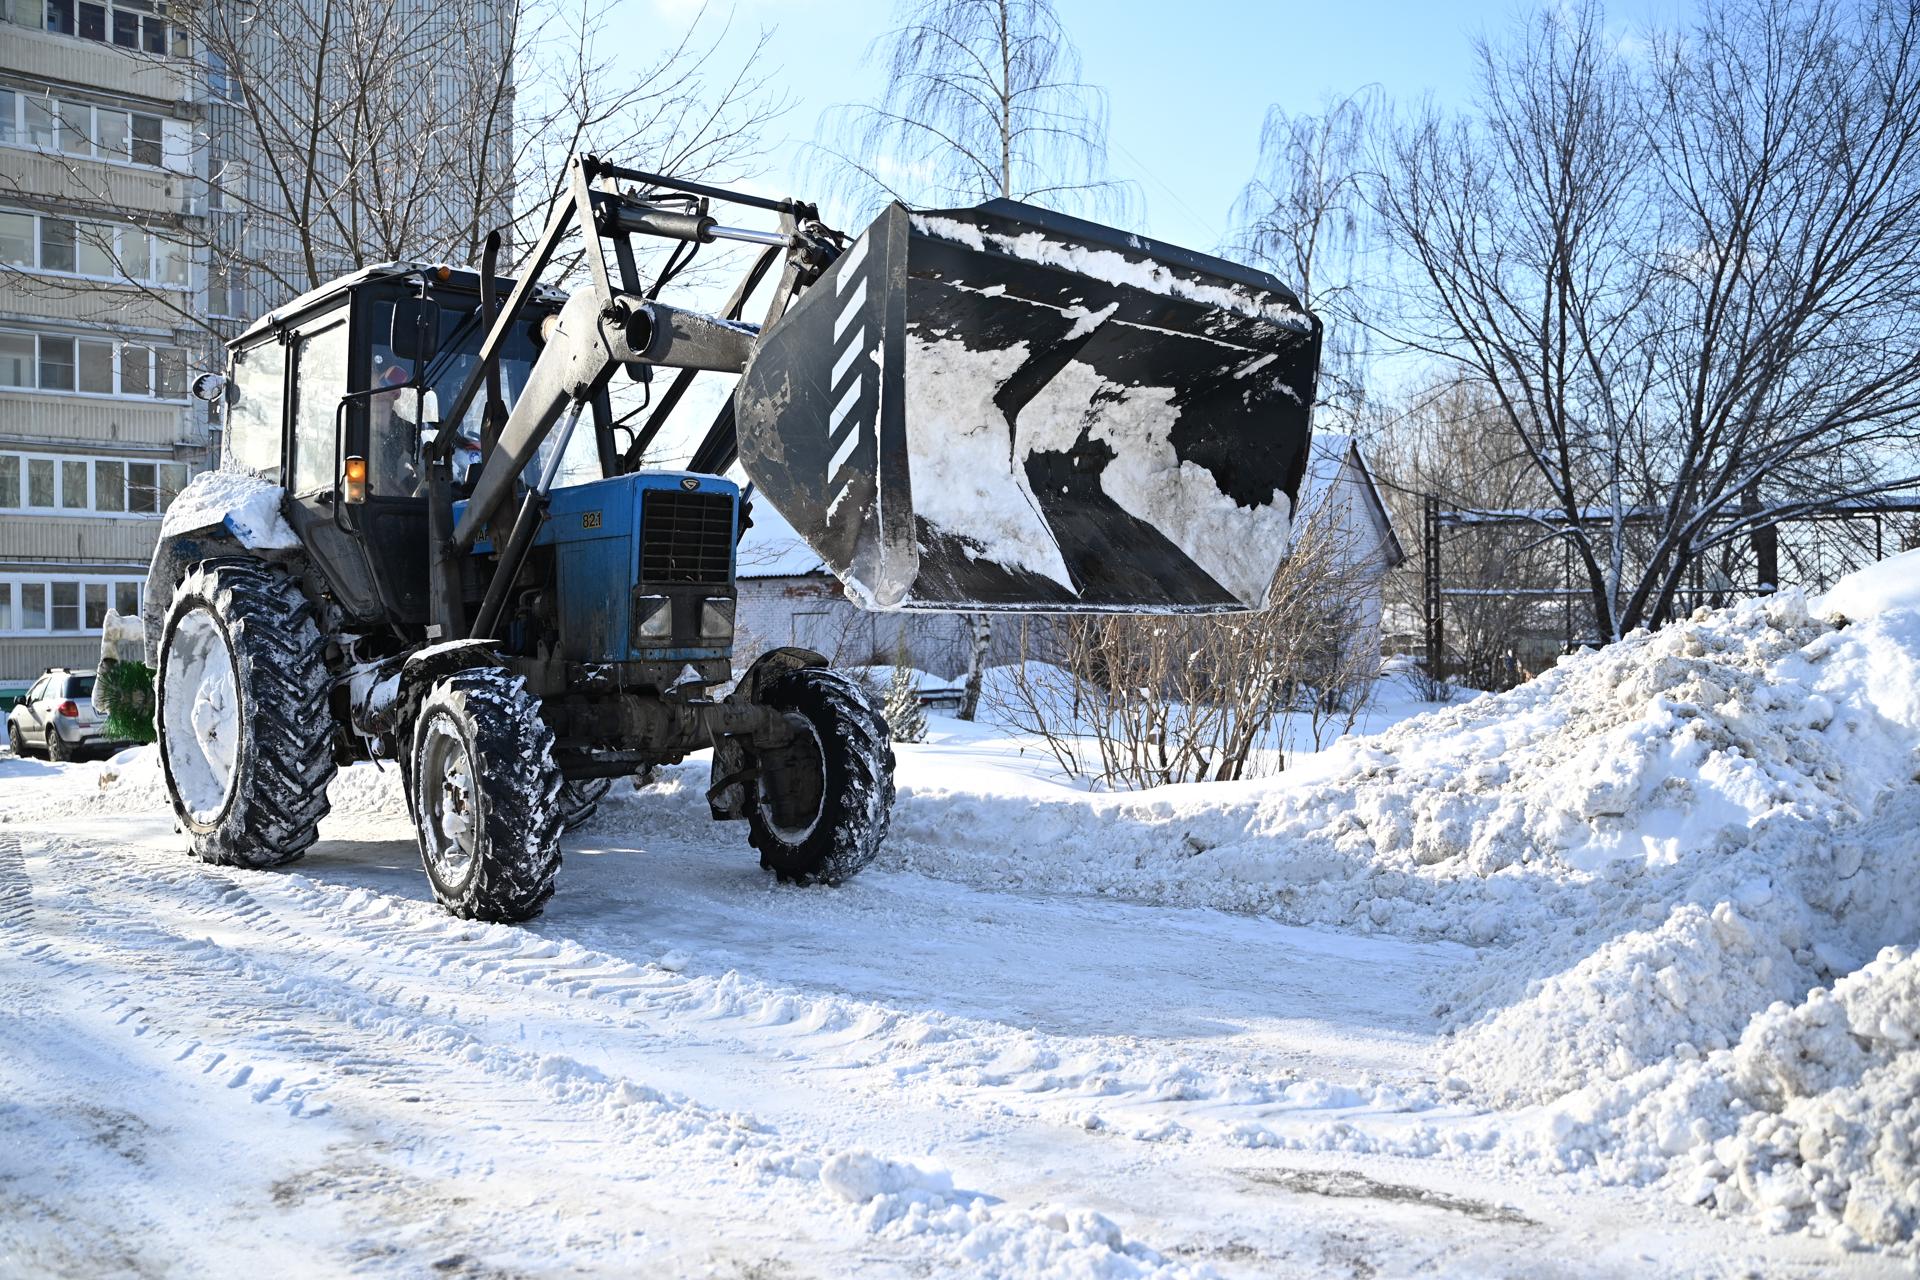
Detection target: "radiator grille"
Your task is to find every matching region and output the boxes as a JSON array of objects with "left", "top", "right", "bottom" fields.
[{"left": 640, "top": 489, "right": 734, "bottom": 584}]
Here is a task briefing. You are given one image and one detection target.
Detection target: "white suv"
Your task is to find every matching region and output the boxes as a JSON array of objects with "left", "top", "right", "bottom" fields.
[{"left": 6, "top": 668, "right": 116, "bottom": 762}]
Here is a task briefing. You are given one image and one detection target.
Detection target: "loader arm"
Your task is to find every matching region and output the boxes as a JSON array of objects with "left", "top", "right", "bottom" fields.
[
  {"left": 428, "top": 156, "right": 837, "bottom": 639},
  {"left": 431, "top": 153, "right": 1322, "bottom": 641}
]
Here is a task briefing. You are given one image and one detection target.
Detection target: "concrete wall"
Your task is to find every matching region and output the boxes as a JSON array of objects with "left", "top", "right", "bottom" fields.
[{"left": 736, "top": 576, "right": 1034, "bottom": 680}]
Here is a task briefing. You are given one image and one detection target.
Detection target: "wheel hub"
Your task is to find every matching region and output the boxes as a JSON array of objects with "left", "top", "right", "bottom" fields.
[
  {"left": 162, "top": 607, "right": 242, "bottom": 822},
  {"left": 419, "top": 717, "right": 478, "bottom": 886}
]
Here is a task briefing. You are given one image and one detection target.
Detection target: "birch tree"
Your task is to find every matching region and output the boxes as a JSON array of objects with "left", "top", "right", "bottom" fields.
[
  {"left": 815, "top": 0, "right": 1133, "bottom": 718},
  {"left": 1231, "top": 88, "right": 1384, "bottom": 431}
]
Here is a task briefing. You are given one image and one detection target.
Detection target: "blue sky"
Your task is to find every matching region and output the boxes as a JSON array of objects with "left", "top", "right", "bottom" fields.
[
  {"left": 632, "top": 0, "right": 1679, "bottom": 257},
  {"left": 617, "top": 0, "right": 1682, "bottom": 461}
]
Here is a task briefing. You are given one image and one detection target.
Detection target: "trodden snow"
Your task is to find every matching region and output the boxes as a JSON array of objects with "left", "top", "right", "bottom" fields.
[{"left": 3, "top": 552, "right": 1918, "bottom": 1276}]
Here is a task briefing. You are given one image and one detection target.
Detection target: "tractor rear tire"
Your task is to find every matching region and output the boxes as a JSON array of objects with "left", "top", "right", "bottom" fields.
[
  {"left": 557, "top": 778, "right": 612, "bottom": 832},
  {"left": 747, "top": 668, "right": 894, "bottom": 886},
  {"left": 409, "top": 669, "right": 564, "bottom": 922},
  {"left": 156, "top": 559, "right": 336, "bottom": 868}
]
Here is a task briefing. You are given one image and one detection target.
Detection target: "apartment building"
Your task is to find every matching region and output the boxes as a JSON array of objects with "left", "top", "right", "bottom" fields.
[
  {"left": 0, "top": 0, "right": 209, "bottom": 686},
  {"left": 0, "top": 1, "right": 515, "bottom": 693}
]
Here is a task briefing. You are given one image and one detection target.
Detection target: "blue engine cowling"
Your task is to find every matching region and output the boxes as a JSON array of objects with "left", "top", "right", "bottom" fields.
[{"left": 459, "top": 471, "right": 739, "bottom": 665}]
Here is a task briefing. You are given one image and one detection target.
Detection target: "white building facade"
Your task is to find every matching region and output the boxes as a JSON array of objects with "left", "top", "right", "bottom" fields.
[
  {"left": 0, "top": 0, "right": 514, "bottom": 693},
  {"left": 0, "top": 3, "right": 207, "bottom": 688}
]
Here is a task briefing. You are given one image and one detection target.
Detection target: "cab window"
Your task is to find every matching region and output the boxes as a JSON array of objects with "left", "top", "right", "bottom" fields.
[
  {"left": 225, "top": 339, "right": 286, "bottom": 479},
  {"left": 365, "top": 296, "right": 547, "bottom": 498},
  {"left": 289, "top": 311, "right": 350, "bottom": 496}
]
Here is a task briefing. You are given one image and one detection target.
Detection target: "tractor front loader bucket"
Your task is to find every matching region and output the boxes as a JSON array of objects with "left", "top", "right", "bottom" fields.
[{"left": 734, "top": 199, "right": 1322, "bottom": 613}]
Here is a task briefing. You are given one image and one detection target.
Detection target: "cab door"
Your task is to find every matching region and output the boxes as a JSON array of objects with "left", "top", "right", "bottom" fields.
[{"left": 279, "top": 305, "right": 387, "bottom": 622}]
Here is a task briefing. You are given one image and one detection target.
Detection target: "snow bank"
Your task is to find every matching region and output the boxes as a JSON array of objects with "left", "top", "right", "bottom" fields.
[
  {"left": 1818, "top": 545, "right": 1920, "bottom": 623},
  {"left": 871, "top": 576, "right": 1920, "bottom": 1253},
  {"left": 24, "top": 549, "right": 1920, "bottom": 1256}
]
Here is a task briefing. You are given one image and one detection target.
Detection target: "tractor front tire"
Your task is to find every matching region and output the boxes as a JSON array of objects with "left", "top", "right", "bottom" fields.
[
  {"left": 410, "top": 669, "right": 564, "bottom": 922},
  {"left": 748, "top": 668, "right": 895, "bottom": 886},
  {"left": 156, "top": 559, "right": 336, "bottom": 868}
]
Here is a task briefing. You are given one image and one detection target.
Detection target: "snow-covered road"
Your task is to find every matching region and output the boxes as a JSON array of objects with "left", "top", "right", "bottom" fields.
[{"left": 1, "top": 750, "right": 1893, "bottom": 1278}]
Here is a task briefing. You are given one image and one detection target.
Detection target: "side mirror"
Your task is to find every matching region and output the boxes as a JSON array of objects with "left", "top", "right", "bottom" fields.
[
  {"left": 390, "top": 298, "right": 442, "bottom": 363},
  {"left": 190, "top": 372, "right": 229, "bottom": 403}
]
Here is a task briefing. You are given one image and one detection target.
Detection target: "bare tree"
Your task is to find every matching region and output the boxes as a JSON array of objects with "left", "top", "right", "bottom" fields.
[
  {"left": 812, "top": 0, "right": 1134, "bottom": 718},
  {"left": 2, "top": 0, "right": 784, "bottom": 347},
  {"left": 998, "top": 498, "right": 1381, "bottom": 788},
  {"left": 1370, "top": 0, "right": 1920, "bottom": 639},
  {"left": 812, "top": 0, "right": 1133, "bottom": 221},
  {"left": 1231, "top": 88, "right": 1384, "bottom": 431},
  {"left": 946, "top": 255, "right": 1402, "bottom": 772},
  {"left": 1369, "top": 379, "right": 1567, "bottom": 690}
]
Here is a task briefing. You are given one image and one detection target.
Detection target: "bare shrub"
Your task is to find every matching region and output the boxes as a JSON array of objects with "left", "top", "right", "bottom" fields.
[{"left": 997, "top": 504, "right": 1381, "bottom": 788}]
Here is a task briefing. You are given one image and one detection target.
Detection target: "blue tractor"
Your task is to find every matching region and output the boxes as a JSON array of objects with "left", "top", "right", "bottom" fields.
[{"left": 145, "top": 156, "right": 1321, "bottom": 921}]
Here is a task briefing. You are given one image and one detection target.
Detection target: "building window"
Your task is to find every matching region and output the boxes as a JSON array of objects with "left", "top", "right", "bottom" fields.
[
  {"left": 0, "top": 577, "right": 146, "bottom": 635},
  {"left": 1, "top": 0, "right": 43, "bottom": 30},
  {"left": 131, "top": 113, "right": 160, "bottom": 165},
  {"left": 0, "top": 332, "right": 30, "bottom": 384},
  {"left": 61, "top": 458, "right": 87, "bottom": 508},
  {"left": 49, "top": 581, "right": 79, "bottom": 631},
  {"left": 0, "top": 95, "right": 174, "bottom": 170},
  {"left": 27, "top": 457, "right": 53, "bottom": 506},
  {"left": 39, "top": 216, "right": 75, "bottom": 272},
  {"left": 0, "top": 327, "right": 188, "bottom": 399},
  {"left": 206, "top": 49, "right": 238, "bottom": 103},
  {"left": 0, "top": 208, "right": 192, "bottom": 287},
  {"left": 37, "top": 336, "right": 74, "bottom": 391},
  {"left": 23, "top": 0, "right": 180, "bottom": 52},
  {"left": 0, "top": 210, "right": 29, "bottom": 267},
  {"left": 93, "top": 459, "right": 123, "bottom": 512},
  {"left": 0, "top": 449, "right": 189, "bottom": 515}
]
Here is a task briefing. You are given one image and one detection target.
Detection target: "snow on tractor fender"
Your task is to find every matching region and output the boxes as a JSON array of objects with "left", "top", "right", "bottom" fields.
[{"left": 141, "top": 469, "right": 303, "bottom": 655}]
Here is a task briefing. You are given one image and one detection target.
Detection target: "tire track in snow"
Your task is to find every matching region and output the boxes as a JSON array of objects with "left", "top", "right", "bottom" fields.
[
  {"left": 50, "top": 828, "right": 1457, "bottom": 1158},
  {"left": 12, "top": 832, "right": 1219, "bottom": 1278},
  {"left": 0, "top": 832, "right": 30, "bottom": 939}
]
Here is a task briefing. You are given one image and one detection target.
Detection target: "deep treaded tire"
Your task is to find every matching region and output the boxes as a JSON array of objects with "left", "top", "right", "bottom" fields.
[
  {"left": 748, "top": 668, "right": 895, "bottom": 885},
  {"left": 410, "top": 669, "right": 564, "bottom": 922},
  {"left": 557, "top": 778, "right": 612, "bottom": 832},
  {"left": 156, "top": 559, "right": 336, "bottom": 868}
]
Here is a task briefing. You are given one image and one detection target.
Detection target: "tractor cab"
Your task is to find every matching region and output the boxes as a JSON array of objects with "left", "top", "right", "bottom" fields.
[{"left": 217, "top": 265, "right": 591, "bottom": 632}]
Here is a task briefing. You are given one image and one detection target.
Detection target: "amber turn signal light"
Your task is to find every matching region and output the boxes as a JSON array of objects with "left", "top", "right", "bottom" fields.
[{"left": 344, "top": 455, "right": 368, "bottom": 504}]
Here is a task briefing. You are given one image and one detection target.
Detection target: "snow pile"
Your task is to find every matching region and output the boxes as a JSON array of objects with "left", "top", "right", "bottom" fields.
[
  {"left": 878, "top": 558, "right": 1920, "bottom": 1251},
  {"left": 85, "top": 748, "right": 411, "bottom": 827},
  {"left": 1820, "top": 550, "right": 1920, "bottom": 622},
  {"left": 157, "top": 469, "right": 298, "bottom": 551},
  {"left": 888, "top": 589, "right": 1920, "bottom": 950},
  {"left": 814, "top": 1149, "right": 1196, "bottom": 1277},
  {"left": 1528, "top": 940, "right": 1920, "bottom": 1250}
]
